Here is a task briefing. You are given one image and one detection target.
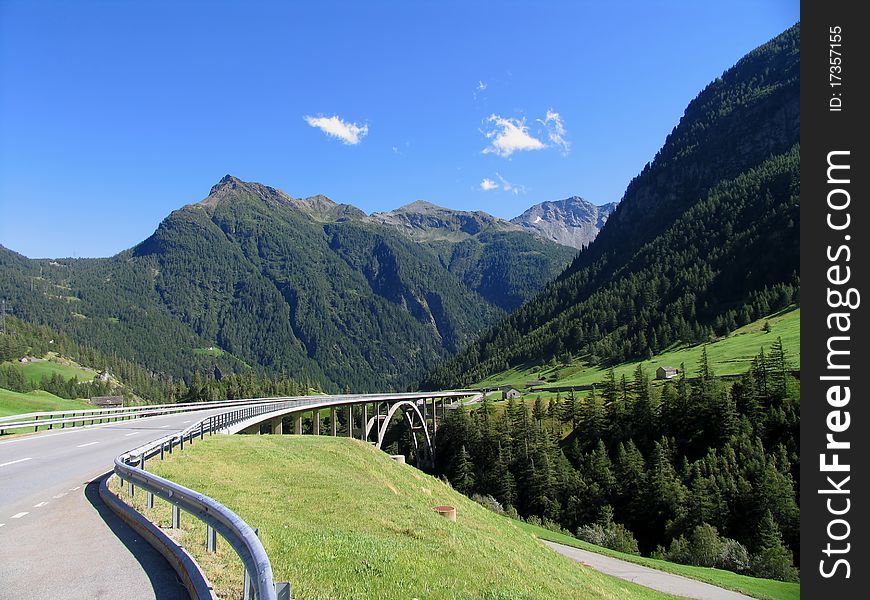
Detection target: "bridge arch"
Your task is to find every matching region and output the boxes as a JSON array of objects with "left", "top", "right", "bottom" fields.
[{"left": 369, "top": 400, "right": 433, "bottom": 466}]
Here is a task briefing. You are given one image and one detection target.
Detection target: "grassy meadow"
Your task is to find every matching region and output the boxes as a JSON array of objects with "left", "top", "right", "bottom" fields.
[{"left": 475, "top": 307, "right": 799, "bottom": 391}]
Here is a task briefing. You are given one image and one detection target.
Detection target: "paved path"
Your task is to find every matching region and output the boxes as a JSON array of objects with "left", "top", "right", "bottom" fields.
[
  {"left": 0, "top": 408, "right": 232, "bottom": 599},
  {"left": 543, "top": 540, "right": 754, "bottom": 600}
]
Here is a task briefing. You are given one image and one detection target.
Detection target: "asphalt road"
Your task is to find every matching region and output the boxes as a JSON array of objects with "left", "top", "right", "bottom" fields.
[
  {"left": 0, "top": 407, "right": 233, "bottom": 600},
  {"left": 543, "top": 540, "right": 754, "bottom": 600}
]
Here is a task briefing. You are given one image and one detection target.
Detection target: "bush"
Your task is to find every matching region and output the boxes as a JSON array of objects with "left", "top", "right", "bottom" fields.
[
  {"left": 542, "top": 518, "right": 569, "bottom": 536},
  {"left": 661, "top": 524, "right": 751, "bottom": 574},
  {"left": 717, "top": 539, "right": 750, "bottom": 573},
  {"left": 750, "top": 545, "right": 799, "bottom": 581},
  {"left": 689, "top": 523, "right": 724, "bottom": 567},
  {"left": 576, "top": 521, "right": 640, "bottom": 555},
  {"left": 471, "top": 493, "right": 505, "bottom": 515},
  {"left": 662, "top": 534, "right": 692, "bottom": 564}
]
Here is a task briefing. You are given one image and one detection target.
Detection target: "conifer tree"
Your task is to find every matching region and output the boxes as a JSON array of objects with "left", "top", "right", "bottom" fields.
[{"left": 450, "top": 445, "right": 476, "bottom": 495}]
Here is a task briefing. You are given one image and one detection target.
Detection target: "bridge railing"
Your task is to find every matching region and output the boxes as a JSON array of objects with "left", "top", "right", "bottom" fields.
[
  {"left": 114, "top": 399, "right": 315, "bottom": 599},
  {"left": 0, "top": 397, "right": 298, "bottom": 434}
]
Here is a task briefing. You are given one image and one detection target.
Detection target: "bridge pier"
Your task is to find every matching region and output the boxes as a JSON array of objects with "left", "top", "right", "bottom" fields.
[
  {"left": 312, "top": 410, "right": 320, "bottom": 435},
  {"left": 331, "top": 408, "right": 337, "bottom": 436},
  {"left": 361, "top": 404, "right": 368, "bottom": 441},
  {"left": 294, "top": 414, "right": 302, "bottom": 435},
  {"left": 346, "top": 405, "right": 353, "bottom": 437},
  {"left": 271, "top": 417, "right": 283, "bottom": 435}
]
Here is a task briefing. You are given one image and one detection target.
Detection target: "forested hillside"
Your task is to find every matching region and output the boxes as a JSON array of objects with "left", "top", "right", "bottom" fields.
[
  {"left": 437, "top": 347, "right": 800, "bottom": 581},
  {"left": 421, "top": 24, "right": 800, "bottom": 390},
  {"left": 0, "top": 178, "right": 574, "bottom": 392}
]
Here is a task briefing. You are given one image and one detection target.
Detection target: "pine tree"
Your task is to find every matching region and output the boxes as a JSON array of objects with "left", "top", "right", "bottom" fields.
[
  {"left": 750, "top": 510, "right": 798, "bottom": 581},
  {"left": 450, "top": 445, "right": 476, "bottom": 495}
]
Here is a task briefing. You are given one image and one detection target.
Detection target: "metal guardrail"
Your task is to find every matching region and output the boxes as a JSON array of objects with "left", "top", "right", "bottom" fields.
[
  {"left": 111, "top": 390, "right": 475, "bottom": 599},
  {"left": 115, "top": 400, "right": 304, "bottom": 600},
  {"left": 0, "top": 397, "right": 294, "bottom": 434}
]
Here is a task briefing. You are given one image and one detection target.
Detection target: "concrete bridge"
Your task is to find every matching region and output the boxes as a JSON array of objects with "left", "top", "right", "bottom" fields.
[
  {"left": 229, "top": 392, "right": 470, "bottom": 468},
  {"left": 0, "top": 391, "right": 474, "bottom": 599}
]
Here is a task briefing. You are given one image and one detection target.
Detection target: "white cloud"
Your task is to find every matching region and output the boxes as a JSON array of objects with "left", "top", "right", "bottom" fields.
[
  {"left": 303, "top": 115, "right": 368, "bottom": 145},
  {"left": 481, "top": 114, "right": 546, "bottom": 157},
  {"left": 539, "top": 109, "right": 570, "bottom": 155},
  {"left": 480, "top": 178, "right": 498, "bottom": 191},
  {"left": 496, "top": 172, "right": 526, "bottom": 195}
]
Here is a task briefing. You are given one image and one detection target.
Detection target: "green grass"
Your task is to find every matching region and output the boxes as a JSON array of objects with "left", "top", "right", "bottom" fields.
[
  {"left": 7, "top": 355, "right": 97, "bottom": 386},
  {"left": 476, "top": 307, "right": 800, "bottom": 390},
  {"left": 0, "top": 387, "right": 93, "bottom": 418},
  {"left": 193, "top": 346, "right": 226, "bottom": 357},
  {"left": 119, "top": 436, "right": 677, "bottom": 600},
  {"left": 515, "top": 522, "right": 799, "bottom": 600}
]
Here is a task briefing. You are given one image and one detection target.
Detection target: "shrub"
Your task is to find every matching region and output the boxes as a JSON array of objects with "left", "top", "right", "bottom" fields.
[
  {"left": 717, "top": 539, "right": 750, "bottom": 573},
  {"left": 471, "top": 493, "right": 505, "bottom": 515},
  {"left": 689, "top": 523, "right": 725, "bottom": 567},
  {"left": 576, "top": 521, "right": 640, "bottom": 555}
]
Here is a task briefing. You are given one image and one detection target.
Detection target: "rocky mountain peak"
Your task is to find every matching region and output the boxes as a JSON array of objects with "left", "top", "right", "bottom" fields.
[{"left": 511, "top": 197, "right": 617, "bottom": 249}]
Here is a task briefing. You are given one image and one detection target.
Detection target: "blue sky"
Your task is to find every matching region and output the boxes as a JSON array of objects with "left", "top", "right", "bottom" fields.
[{"left": 0, "top": 0, "right": 798, "bottom": 258}]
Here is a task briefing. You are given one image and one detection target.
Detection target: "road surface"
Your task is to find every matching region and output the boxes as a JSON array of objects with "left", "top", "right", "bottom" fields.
[
  {"left": 543, "top": 540, "right": 754, "bottom": 600},
  {"left": 0, "top": 407, "right": 232, "bottom": 599}
]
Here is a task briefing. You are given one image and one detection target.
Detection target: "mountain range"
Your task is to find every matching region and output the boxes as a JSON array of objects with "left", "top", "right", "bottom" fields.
[{"left": 0, "top": 186, "right": 610, "bottom": 392}]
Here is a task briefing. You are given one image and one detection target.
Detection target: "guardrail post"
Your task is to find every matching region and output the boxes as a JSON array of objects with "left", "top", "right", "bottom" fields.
[
  {"left": 243, "top": 527, "right": 260, "bottom": 600},
  {"left": 172, "top": 505, "right": 180, "bottom": 529},
  {"left": 180, "top": 434, "right": 184, "bottom": 451},
  {"left": 200, "top": 423, "right": 204, "bottom": 440},
  {"left": 128, "top": 479, "right": 135, "bottom": 497},
  {"left": 207, "top": 525, "right": 217, "bottom": 553},
  {"left": 160, "top": 442, "right": 165, "bottom": 460},
  {"left": 34, "top": 414, "right": 39, "bottom": 433},
  {"left": 168, "top": 437, "right": 173, "bottom": 454},
  {"left": 146, "top": 491, "right": 154, "bottom": 509}
]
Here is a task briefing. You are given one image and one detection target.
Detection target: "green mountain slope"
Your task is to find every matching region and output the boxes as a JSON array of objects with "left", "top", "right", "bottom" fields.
[
  {"left": 422, "top": 24, "right": 800, "bottom": 390},
  {"left": 1, "top": 178, "right": 574, "bottom": 392}
]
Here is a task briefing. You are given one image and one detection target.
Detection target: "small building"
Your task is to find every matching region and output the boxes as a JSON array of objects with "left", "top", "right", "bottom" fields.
[
  {"left": 525, "top": 379, "right": 547, "bottom": 388},
  {"left": 500, "top": 386, "right": 522, "bottom": 400},
  {"left": 90, "top": 395, "right": 124, "bottom": 408},
  {"left": 656, "top": 366, "right": 679, "bottom": 380}
]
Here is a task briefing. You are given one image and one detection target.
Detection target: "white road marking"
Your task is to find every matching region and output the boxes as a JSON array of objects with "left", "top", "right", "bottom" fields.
[
  {"left": 0, "top": 523, "right": 5, "bottom": 527},
  {"left": 182, "top": 420, "right": 191, "bottom": 423},
  {"left": 160, "top": 425, "right": 170, "bottom": 428},
  {"left": 0, "top": 457, "right": 32, "bottom": 468},
  {"left": 124, "top": 432, "right": 140, "bottom": 436},
  {"left": 52, "top": 492, "right": 68, "bottom": 499},
  {"left": 34, "top": 502, "right": 47, "bottom": 508},
  {"left": 77, "top": 441, "right": 99, "bottom": 448},
  {"left": 70, "top": 486, "right": 81, "bottom": 491},
  {"left": 10, "top": 512, "right": 28, "bottom": 519}
]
